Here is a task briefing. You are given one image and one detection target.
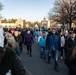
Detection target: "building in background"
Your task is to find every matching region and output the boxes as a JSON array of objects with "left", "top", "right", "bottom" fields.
[
  {"left": 1, "top": 18, "right": 23, "bottom": 28},
  {"left": 41, "top": 18, "right": 48, "bottom": 28}
]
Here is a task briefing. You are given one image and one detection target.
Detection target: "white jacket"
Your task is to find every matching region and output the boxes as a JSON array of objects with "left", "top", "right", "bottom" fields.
[
  {"left": 61, "top": 36, "right": 65, "bottom": 47},
  {"left": 0, "top": 28, "right": 4, "bottom": 47}
]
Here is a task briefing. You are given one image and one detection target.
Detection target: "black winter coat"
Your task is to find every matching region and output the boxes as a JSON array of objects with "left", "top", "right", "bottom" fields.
[
  {"left": 65, "top": 37, "right": 76, "bottom": 53},
  {"left": 65, "top": 49, "right": 76, "bottom": 75},
  {"left": 0, "top": 47, "right": 26, "bottom": 75}
]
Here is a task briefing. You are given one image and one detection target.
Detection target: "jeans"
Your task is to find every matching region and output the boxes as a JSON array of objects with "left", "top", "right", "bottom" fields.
[
  {"left": 54, "top": 50, "right": 58, "bottom": 68},
  {"left": 48, "top": 49, "right": 59, "bottom": 68},
  {"left": 35, "top": 36, "right": 38, "bottom": 43},
  {"left": 40, "top": 46, "right": 46, "bottom": 59}
]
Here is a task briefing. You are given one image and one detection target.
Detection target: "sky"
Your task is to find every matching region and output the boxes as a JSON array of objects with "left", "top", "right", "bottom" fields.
[{"left": 0, "top": 0, "right": 55, "bottom": 22}]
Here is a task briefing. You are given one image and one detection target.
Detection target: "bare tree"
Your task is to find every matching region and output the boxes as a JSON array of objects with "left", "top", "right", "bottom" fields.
[
  {"left": 0, "top": 2, "right": 3, "bottom": 20},
  {"left": 0, "top": 2, "right": 3, "bottom": 12},
  {"left": 49, "top": 0, "right": 76, "bottom": 29}
]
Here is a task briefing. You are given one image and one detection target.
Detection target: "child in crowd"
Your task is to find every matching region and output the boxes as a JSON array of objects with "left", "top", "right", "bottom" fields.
[{"left": 38, "top": 33, "right": 46, "bottom": 59}]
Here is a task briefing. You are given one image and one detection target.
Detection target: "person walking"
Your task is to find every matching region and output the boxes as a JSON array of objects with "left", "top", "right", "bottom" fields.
[
  {"left": 34, "top": 29, "right": 39, "bottom": 43},
  {"left": 60, "top": 33, "right": 65, "bottom": 59},
  {"left": 24, "top": 30, "right": 34, "bottom": 57},
  {"left": 46, "top": 27, "right": 60, "bottom": 72},
  {"left": 0, "top": 27, "right": 26, "bottom": 75},
  {"left": 13, "top": 30, "right": 22, "bottom": 53},
  {"left": 65, "top": 31, "right": 76, "bottom": 56},
  {"left": 5, "top": 36, "right": 21, "bottom": 56},
  {"left": 38, "top": 33, "right": 46, "bottom": 59},
  {"left": 0, "top": 46, "right": 26, "bottom": 75},
  {"left": 65, "top": 47, "right": 76, "bottom": 75}
]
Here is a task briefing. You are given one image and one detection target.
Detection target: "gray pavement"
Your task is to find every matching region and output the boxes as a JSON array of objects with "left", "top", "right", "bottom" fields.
[{"left": 20, "top": 44, "right": 68, "bottom": 75}]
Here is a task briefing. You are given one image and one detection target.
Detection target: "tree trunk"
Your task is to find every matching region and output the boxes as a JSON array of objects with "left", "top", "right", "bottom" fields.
[{"left": 69, "top": 21, "right": 72, "bottom": 30}]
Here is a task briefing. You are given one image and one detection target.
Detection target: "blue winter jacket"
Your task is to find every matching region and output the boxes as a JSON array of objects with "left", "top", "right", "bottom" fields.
[
  {"left": 47, "top": 34, "right": 60, "bottom": 51},
  {"left": 38, "top": 37, "right": 46, "bottom": 47},
  {"left": 34, "top": 30, "right": 39, "bottom": 37}
]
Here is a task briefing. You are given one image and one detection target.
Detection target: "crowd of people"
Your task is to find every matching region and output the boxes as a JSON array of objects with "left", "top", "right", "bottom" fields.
[
  {"left": 0, "top": 25, "right": 76, "bottom": 75},
  {"left": 34, "top": 27, "right": 76, "bottom": 75}
]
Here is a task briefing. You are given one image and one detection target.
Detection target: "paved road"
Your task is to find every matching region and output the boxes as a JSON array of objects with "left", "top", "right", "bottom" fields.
[{"left": 20, "top": 43, "right": 68, "bottom": 75}]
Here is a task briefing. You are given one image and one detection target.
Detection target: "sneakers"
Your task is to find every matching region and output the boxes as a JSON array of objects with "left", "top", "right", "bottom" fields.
[{"left": 54, "top": 67, "right": 59, "bottom": 72}]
